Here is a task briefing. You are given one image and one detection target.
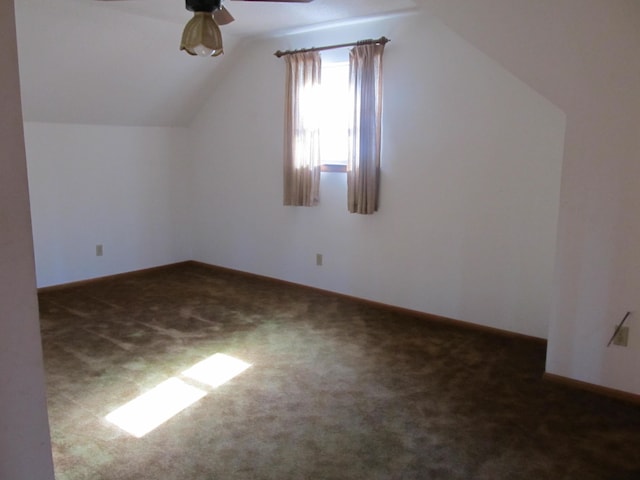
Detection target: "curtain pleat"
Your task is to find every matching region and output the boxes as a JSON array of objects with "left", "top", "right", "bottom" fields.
[
  {"left": 347, "top": 43, "right": 385, "bottom": 215},
  {"left": 283, "top": 52, "right": 322, "bottom": 207}
]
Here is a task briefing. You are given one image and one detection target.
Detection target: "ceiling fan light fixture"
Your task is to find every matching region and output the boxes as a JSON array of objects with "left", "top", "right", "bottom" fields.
[{"left": 180, "top": 12, "right": 224, "bottom": 57}]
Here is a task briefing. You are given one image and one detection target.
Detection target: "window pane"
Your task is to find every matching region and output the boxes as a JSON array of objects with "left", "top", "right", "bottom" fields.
[{"left": 320, "top": 62, "right": 350, "bottom": 166}]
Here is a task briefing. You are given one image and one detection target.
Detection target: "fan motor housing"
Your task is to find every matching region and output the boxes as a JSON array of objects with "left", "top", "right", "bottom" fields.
[{"left": 186, "top": 0, "right": 221, "bottom": 13}]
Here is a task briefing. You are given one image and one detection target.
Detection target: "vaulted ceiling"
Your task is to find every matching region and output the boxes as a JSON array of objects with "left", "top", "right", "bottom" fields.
[{"left": 15, "top": 0, "right": 417, "bottom": 127}]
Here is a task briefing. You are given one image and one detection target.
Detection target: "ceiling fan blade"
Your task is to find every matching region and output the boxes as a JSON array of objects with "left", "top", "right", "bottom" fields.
[{"left": 213, "top": 6, "right": 235, "bottom": 25}]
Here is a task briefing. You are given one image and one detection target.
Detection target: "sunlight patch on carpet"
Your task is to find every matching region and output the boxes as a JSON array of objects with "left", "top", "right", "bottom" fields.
[
  {"left": 105, "top": 354, "right": 251, "bottom": 438},
  {"left": 105, "top": 378, "right": 206, "bottom": 438},
  {"left": 182, "top": 353, "right": 252, "bottom": 388}
]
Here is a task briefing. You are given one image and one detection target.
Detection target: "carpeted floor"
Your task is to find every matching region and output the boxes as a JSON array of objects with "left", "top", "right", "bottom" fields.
[{"left": 38, "top": 262, "right": 640, "bottom": 480}]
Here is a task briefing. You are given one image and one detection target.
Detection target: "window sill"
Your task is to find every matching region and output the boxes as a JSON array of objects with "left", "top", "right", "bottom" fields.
[{"left": 321, "top": 164, "right": 347, "bottom": 173}]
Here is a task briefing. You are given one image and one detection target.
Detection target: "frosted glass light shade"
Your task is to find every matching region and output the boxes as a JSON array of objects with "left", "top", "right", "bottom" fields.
[{"left": 180, "top": 12, "right": 224, "bottom": 57}]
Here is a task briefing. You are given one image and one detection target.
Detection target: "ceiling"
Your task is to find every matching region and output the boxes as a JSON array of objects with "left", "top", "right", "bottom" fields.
[{"left": 14, "top": 0, "right": 417, "bottom": 127}]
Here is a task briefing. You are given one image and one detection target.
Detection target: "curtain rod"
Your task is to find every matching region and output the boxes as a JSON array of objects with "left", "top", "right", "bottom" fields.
[{"left": 274, "top": 36, "right": 390, "bottom": 58}]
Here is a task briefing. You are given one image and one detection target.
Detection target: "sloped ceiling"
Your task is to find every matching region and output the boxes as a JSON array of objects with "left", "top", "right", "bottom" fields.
[{"left": 15, "top": 0, "right": 416, "bottom": 127}]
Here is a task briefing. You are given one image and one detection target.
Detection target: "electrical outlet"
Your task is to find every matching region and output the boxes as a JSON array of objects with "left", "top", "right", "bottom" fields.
[
  {"left": 316, "top": 253, "right": 323, "bottom": 266},
  {"left": 612, "top": 326, "right": 629, "bottom": 347},
  {"left": 96, "top": 244, "right": 103, "bottom": 257}
]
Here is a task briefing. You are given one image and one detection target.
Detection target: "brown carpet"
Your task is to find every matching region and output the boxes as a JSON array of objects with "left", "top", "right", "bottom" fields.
[{"left": 38, "top": 262, "right": 640, "bottom": 480}]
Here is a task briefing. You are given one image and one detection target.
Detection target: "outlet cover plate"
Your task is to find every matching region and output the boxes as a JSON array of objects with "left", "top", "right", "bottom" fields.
[{"left": 613, "top": 326, "right": 629, "bottom": 347}]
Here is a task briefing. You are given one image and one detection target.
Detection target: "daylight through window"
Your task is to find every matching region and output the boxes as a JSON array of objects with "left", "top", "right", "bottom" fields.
[{"left": 319, "top": 60, "right": 351, "bottom": 170}]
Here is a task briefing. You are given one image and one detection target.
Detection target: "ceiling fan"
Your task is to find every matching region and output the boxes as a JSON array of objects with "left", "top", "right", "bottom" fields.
[{"left": 100, "top": 0, "right": 314, "bottom": 57}]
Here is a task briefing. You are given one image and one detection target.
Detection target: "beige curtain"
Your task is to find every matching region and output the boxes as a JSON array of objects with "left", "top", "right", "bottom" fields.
[
  {"left": 283, "top": 51, "right": 322, "bottom": 206},
  {"left": 347, "top": 43, "right": 385, "bottom": 214}
]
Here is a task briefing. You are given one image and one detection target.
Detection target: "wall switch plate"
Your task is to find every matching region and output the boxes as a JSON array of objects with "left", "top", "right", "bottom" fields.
[
  {"left": 316, "top": 254, "right": 323, "bottom": 266},
  {"left": 96, "top": 244, "right": 103, "bottom": 257},
  {"left": 612, "top": 326, "right": 629, "bottom": 347}
]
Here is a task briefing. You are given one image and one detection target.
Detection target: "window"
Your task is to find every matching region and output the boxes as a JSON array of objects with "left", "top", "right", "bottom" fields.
[
  {"left": 319, "top": 55, "right": 350, "bottom": 173},
  {"left": 282, "top": 41, "right": 386, "bottom": 211}
]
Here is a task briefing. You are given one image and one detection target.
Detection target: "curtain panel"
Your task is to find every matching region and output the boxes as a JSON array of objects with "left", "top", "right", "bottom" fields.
[
  {"left": 347, "top": 43, "right": 385, "bottom": 215},
  {"left": 283, "top": 51, "right": 322, "bottom": 207}
]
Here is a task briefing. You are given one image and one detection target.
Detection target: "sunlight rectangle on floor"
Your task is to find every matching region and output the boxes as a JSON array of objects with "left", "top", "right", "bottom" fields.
[
  {"left": 105, "top": 377, "right": 206, "bottom": 438},
  {"left": 182, "top": 353, "right": 251, "bottom": 388}
]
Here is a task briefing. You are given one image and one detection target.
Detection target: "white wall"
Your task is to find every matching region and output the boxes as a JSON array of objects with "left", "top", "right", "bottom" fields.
[
  {"left": 24, "top": 123, "right": 193, "bottom": 287},
  {"left": 420, "top": 0, "right": 640, "bottom": 395},
  {"left": 188, "top": 12, "right": 566, "bottom": 339},
  {"left": 0, "top": 1, "right": 55, "bottom": 478}
]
